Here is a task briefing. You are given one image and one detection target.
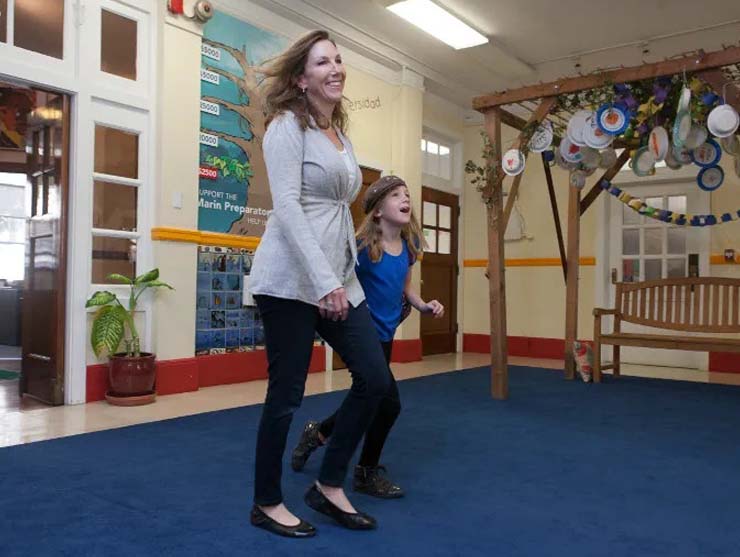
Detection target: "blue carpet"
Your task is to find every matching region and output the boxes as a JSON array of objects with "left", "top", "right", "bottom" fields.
[{"left": 2, "top": 365, "right": 740, "bottom": 556}]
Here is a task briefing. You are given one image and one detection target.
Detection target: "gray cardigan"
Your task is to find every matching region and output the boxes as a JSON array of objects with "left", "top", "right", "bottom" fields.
[{"left": 249, "top": 111, "right": 365, "bottom": 307}]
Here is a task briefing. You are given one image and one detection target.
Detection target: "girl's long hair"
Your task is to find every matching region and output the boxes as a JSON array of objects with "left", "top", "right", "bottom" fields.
[
  {"left": 261, "top": 30, "right": 349, "bottom": 133},
  {"left": 356, "top": 187, "right": 424, "bottom": 263}
]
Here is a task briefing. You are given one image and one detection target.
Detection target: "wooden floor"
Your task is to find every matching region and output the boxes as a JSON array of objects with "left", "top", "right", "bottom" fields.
[{"left": 1, "top": 353, "right": 739, "bottom": 449}]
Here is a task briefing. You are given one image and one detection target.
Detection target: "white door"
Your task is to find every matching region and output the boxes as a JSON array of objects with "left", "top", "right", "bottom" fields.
[{"left": 605, "top": 181, "right": 710, "bottom": 369}]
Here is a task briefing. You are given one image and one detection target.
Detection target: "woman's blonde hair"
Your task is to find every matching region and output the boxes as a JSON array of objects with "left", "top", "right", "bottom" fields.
[
  {"left": 261, "top": 30, "right": 349, "bottom": 133},
  {"left": 356, "top": 186, "right": 424, "bottom": 263}
]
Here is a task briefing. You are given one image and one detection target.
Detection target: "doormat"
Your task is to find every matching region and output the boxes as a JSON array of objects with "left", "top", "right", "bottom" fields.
[{"left": 0, "top": 369, "right": 20, "bottom": 380}]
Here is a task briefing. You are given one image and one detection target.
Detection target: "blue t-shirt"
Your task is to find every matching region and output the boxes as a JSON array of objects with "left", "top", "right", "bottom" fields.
[{"left": 356, "top": 240, "right": 412, "bottom": 342}]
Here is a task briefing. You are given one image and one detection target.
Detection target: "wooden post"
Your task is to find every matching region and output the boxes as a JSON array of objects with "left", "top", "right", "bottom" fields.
[
  {"left": 484, "top": 108, "right": 508, "bottom": 399},
  {"left": 542, "top": 153, "right": 567, "bottom": 282},
  {"left": 564, "top": 181, "right": 581, "bottom": 380}
]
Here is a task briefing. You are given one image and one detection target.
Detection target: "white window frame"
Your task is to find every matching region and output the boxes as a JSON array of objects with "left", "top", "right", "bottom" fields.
[
  {"left": 0, "top": 0, "right": 78, "bottom": 92},
  {"left": 83, "top": 0, "right": 152, "bottom": 109}
]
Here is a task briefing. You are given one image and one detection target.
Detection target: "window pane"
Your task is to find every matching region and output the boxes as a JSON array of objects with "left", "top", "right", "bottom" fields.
[
  {"left": 0, "top": 216, "right": 25, "bottom": 243},
  {"left": 439, "top": 205, "right": 451, "bottom": 229},
  {"left": 423, "top": 228, "right": 436, "bottom": 253},
  {"left": 420, "top": 139, "right": 426, "bottom": 151},
  {"left": 92, "top": 236, "right": 136, "bottom": 284},
  {"left": 438, "top": 230, "right": 451, "bottom": 254},
  {"left": 426, "top": 141, "right": 438, "bottom": 154},
  {"left": 622, "top": 204, "right": 641, "bottom": 224},
  {"left": 645, "top": 259, "right": 662, "bottom": 280},
  {"left": 439, "top": 150, "right": 451, "bottom": 180},
  {"left": 0, "top": 0, "right": 7, "bottom": 43},
  {"left": 0, "top": 185, "right": 26, "bottom": 217},
  {"left": 644, "top": 228, "right": 663, "bottom": 255},
  {"left": 668, "top": 195, "right": 686, "bottom": 214},
  {"left": 667, "top": 258, "right": 686, "bottom": 278},
  {"left": 93, "top": 181, "right": 137, "bottom": 231},
  {"left": 423, "top": 201, "right": 437, "bottom": 226},
  {"left": 645, "top": 196, "right": 664, "bottom": 210},
  {"left": 14, "top": 0, "right": 64, "bottom": 59},
  {"left": 95, "top": 125, "right": 139, "bottom": 179},
  {"left": 439, "top": 145, "right": 450, "bottom": 156},
  {"left": 622, "top": 259, "right": 640, "bottom": 282},
  {"left": 667, "top": 228, "right": 686, "bottom": 254},
  {"left": 622, "top": 228, "right": 639, "bottom": 255},
  {"left": 0, "top": 243, "right": 25, "bottom": 282},
  {"left": 101, "top": 10, "right": 137, "bottom": 80}
]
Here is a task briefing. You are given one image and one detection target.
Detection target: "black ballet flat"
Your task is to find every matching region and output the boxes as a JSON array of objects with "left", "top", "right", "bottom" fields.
[
  {"left": 250, "top": 505, "right": 317, "bottom": 538},
  {"left": 304, "top": 484, "right": 377, "bottom": 530}
]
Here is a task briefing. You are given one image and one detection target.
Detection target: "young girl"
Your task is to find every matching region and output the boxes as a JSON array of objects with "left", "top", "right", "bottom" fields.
[{"left": 291, "top": 175, "right": 444, "bottom": 498}]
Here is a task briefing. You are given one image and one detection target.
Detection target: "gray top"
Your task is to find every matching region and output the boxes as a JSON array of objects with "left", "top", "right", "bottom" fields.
[{"left": 249, "top": 111, "right": 365, "bottom": 307}]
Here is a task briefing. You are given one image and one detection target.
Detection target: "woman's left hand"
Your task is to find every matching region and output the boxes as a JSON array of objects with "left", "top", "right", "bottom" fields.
[{"left": 424, "top": 300, "right": 445, "bottom": 318}]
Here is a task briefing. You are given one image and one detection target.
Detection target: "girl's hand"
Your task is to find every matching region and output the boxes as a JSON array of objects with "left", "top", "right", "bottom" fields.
[
  {"left": 319, "top": 288, "right": 349, "bottom": 321},
  {"left": 424, "top": 300, "right": 444, "bottom": 318}
]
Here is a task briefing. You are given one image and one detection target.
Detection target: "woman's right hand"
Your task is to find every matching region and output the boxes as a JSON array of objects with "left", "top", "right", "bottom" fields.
[{"left": 319, "top": 288, "right": 349, "bottom": 321}]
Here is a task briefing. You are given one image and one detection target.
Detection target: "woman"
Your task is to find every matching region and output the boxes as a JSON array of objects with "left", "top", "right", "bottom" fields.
[{"left": 248, "top": 30, "right": 390, "bottom": 538}]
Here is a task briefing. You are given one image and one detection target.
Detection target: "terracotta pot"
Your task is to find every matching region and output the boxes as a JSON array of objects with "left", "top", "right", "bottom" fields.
[{"left": 108, "top": 352, "right": 156, "bottom": 396}]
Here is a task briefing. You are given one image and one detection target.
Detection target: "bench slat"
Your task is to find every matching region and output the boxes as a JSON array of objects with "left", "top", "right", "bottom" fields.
[{"left": 722, "top": 285, "right": 730, "bottom": 326}]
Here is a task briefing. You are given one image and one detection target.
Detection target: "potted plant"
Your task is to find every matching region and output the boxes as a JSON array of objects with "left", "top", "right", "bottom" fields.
[{"left": 86, "top": 269, "right": 173, "bottom": 406}]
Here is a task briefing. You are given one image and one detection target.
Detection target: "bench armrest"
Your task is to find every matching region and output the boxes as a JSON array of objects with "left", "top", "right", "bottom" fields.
[{"left": 593, "top": 308, "right": 618, "bottom": 317}]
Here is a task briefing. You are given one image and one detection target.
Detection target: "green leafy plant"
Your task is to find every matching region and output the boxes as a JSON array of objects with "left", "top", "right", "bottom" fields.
[
  {"left": 86, "top": 269, "right": 173, "bottom": 358},
  {"left": 205, "top": 154, "right": 253, "bottom": 183}
]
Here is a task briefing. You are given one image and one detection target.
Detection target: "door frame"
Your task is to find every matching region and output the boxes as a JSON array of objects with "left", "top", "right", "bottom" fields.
[
  {"left": 595, "top": 169, "right": 711, "bottom": 369},
  {"left": 420, "top": 186, "right": 459, "bottom": 355}
]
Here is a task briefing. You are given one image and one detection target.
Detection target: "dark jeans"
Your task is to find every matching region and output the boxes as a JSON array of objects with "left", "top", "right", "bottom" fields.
[
  {"left": 319, "top": 341, "right": 400, "bottom": 467},
  {"left": 253, "top": 295, "right": 390, "bottom": 506}
]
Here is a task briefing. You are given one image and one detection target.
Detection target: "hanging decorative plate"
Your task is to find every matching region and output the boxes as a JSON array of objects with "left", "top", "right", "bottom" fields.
[
  {"left": 648, "top": 126, "right": 669, "bottom": 161},
  {"left": 528, "top": 120, "right": 554, "bottom": 153},
  {"left": 663, "top": 146, "right": 682, "bottom": 170},
  {"left": 580, "top": 146, "right": 601, "bottom": 169},
  {"left": 554, "top": 148, "right": 576, "bottom": 170},
  {"left": 502, "top": 148, "right": 526, "bottom": 176},
  {"left": 684, "top": 124, "right": 708, "bottom": 150},
  {"left": 596, "top": 104, "right": 629, "bottom": 135},
  {"left": 707, "top": 104, "right": 740, "bottom": 138},
  {"left": 579, "top": 163, "right": 598, "bottom": 176},
  {"left": 566, "top": 110, "right": 592, "bottom": 147},
  {"left": 672, "top": 110, "right": 692, "bottom": 148},
  {"left": 632, "top": 146, "right": 656, "bottom": 177},
  {"left": 560, "top": 136, "right": 584, "bottom": 163},
  {"left": 720, "top": 134, "right": 740, "bottom": 156},
  {"left": 672, "top": 144, "right": 693, "bottom": 165},
  {"left": 583, "top": 114, "right": 614, "bottom": 149},
  {"left": 691, "top": 139, "right": 722, "bottom": 168},
  {"left": 696, "top": 165, "right": 724, "bottom": 191},
  {"left": 598, "top": 147, "right": 618, "bottom": 169},
  {"left": 678, "top": 86, "right": 691, "bottom": 113}
]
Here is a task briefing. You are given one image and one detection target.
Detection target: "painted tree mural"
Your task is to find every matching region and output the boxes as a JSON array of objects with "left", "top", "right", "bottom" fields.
[{"left": 200, "top": 37, "right": 272, "bottom": 237}]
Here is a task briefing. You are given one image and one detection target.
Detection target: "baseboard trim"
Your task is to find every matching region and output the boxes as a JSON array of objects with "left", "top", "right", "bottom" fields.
[{"left": 86, "top": 346, "right": 326, "bottom": 402}]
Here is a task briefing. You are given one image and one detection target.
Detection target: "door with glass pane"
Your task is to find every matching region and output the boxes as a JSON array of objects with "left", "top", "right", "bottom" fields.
[
  {"left": 608, "top": 183, "right": 710, "bottom": 368},
  {"left": 421, "top": 187, "right": 458, "bottom": 355},
  {"left": 21, "top": 90, "right": 70, "bottom": 404}
]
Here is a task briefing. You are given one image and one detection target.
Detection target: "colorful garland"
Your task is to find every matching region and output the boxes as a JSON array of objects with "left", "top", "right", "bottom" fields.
[{"left": 600, "top": 180, "right": 740, "bottom": 226}]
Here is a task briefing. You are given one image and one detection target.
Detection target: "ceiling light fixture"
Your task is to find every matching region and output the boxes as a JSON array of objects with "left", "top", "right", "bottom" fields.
[{"left": 386, "top": 0, "right": 488, "bottom": 50}]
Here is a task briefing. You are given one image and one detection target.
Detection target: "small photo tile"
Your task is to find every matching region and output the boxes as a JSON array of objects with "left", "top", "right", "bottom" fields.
[
  {"left": 226, "top": 273, "right": 241, "bottom": 291},
  {"left": 196, "top": 309, "right": 210, "bottom": 329},
  {"left": 239, "top": 328, "right": 253, "bottom": 347},
  {"left": 211, "top": 292, "right": 224, "bottom": 309},
  {"left": 225, "top": 310, "right": 241, "bottom": 329},
  {"left": 213, "top": 254, "right": 228, "bottom": 273},
  {"left": 224, "top": 292, "right": 241, "bottom": 309},
  {"left": 196, "top": 330, "right": 213, "bottom": 352},
  {"left": 211, "top": 310, "right": 225, "bottom": 329},
  {"left": 226, "top": 254, "right": 242, "bottom": 273},
  {"left": 225, "top": 328, "right": 240, "bottom": 348},
  {"left": 197, "top": 294, "right": 210, "bottom": 309},
  {"left": 197, "top": 252, "right": 213, "bottom": 272},
  {"left": 211, "top": 330, "right": 225, "bottom": 348},
  {"left": 197, "top": 272, "right": 211, "bottom": 292},
  {"left": 212, "top": 273, "right": 226, "bottom": 291}
]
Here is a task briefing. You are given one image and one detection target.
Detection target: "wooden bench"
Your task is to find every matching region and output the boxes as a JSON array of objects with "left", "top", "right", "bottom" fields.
[{"left": 592, "top": 277, "right": 740, "bottom": 382}]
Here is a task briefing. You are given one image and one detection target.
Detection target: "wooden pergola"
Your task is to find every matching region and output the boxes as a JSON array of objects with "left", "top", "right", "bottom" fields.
[{"left": 472, "top": 45, "right": 740, "bottom": 399}]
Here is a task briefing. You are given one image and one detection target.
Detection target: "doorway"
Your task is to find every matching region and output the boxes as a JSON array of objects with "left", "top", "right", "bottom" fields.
[
  {"left": 420, "top": 187, "right": 459, "bottom": 355},
  {"left": 602, "top": 181, "right": 710, "bottom": 369},
  {"left": 0, "top": 82, "right": 70, "bottom": 407}
]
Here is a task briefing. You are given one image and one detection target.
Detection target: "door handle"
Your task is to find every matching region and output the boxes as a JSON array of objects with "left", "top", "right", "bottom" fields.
[{"left": 27, "top": 353, "right": 51, "bottom": 362}]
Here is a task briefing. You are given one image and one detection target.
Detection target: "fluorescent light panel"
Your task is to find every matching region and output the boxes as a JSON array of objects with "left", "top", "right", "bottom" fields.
[{"left": 387, "top": 0, "right": 488, "bottom": 50}]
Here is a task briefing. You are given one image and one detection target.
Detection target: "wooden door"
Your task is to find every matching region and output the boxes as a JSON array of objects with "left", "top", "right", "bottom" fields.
[
  {"left": 20, "top": 91, "right": 70, "bottom": 405},
  {"left": 420, "top": 187, "right": 458, "bottom": 355},
  {"left": 332, "top": 166, "right": 381, "bottom": 370}
]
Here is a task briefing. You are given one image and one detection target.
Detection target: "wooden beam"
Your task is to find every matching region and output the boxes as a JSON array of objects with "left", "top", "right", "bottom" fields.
[
  {"left": 503, "top": 97, "right": 558, "bottom": 229},
  {"left": 473, "top": 46, "right": 740, "bottom": 110},
  {"left": 499, "top": 108, "right": 527, "bottom": 131},
  {"left": 697, "top": 68, "right": 740, "bottom": 111},
  {"left": 484, "top": 107, "right": 508, "bottom": 400},
  {"left": 564, "top": 182, "right": 581, "bottom": 381},
  {"left": 542, "top": 153, "right": 567, "bottom": 282},
  {"left": 579, "top": 148, "right": 632, "bottom": 216}
]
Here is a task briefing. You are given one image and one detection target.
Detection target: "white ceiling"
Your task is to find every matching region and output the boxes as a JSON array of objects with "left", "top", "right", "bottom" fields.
[{"left": 248, "top": 0, "right": 740, "bottom": 115}]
